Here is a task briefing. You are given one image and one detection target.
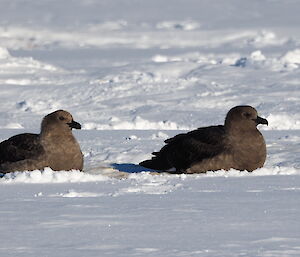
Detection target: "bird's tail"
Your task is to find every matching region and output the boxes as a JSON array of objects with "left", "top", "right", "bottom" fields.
[{"left": 139, "top": 156, "right": 172, "bottom": 171}]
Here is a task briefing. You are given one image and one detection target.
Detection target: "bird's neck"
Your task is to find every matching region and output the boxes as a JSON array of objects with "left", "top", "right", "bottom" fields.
[
  {"left": 40, "top": 130, "right": 73, "bottom": 141},
  {"left": 226, "top": 125, "right": 258, "bottom": 136}
]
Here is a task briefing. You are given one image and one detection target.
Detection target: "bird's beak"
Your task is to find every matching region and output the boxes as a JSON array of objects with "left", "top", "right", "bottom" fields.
[
  {"left": 253, "top": 116, "right": 268, "bottom": 126},
  {"left": 67, "top": 120, "right": 82, "bottom": 129}
]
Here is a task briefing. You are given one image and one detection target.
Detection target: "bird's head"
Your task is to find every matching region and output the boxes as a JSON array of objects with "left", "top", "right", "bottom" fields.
[
  {"left": 224, "top": 105, "right": 268, "bottom": 132},
  {"left": 41, "top": 110, "right": 81, "bottom": 136}
]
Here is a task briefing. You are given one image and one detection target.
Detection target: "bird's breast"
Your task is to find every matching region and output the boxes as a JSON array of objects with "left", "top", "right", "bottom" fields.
[
  {"left": 41, "top": 135, "right": 83, "bottom": 171},
  {"left": 229, "top": 132, "right": 266, "bottom": 171}
]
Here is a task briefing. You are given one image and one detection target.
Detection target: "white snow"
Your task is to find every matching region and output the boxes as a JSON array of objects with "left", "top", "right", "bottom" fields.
[
  {"left": 281, "top": 49, "right": 300, "bottom": 65},
  {"left": 1, "top": 168, "right": 109, "bottom": 184},
  {"left": 156, "top": 20, "right": 201, "bottom": 31},
  {"left": 0, "top": 0, "right": 300, "bottom": 256},
  {"left": 0, "top": 47, "right": 10, "bottom": 59}
]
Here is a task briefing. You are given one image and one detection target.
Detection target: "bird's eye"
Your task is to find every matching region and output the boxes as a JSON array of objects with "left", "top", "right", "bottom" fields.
[
  {"left": 243, "top": 112, "right": 251, "bottom": 118},
  {"left": 59, "top": 116, "right": 65, "bottom": 121}
]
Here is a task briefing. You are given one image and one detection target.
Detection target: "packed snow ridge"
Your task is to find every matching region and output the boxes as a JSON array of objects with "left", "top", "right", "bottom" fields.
[
  {"left": 1, "top": 168, "right": 109, "bottom": 183},
  {"left": 1, "top": 166, "right": 300, "bottom": 184}
]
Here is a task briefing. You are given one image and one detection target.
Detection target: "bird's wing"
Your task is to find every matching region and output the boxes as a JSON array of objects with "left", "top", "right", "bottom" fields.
[
  {"left": 140, "top": 125, "right": 226, "bottom": 171},
  {"left": 0, "top": 133, "right": 45, "bottom": 164}
]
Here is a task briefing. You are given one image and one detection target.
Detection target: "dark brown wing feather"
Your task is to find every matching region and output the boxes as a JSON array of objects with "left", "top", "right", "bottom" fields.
[
  {"left": 139, "top": 125, "right": 226, "bottom": 172},
  {"left": 0, "top": 133, "right": 45, "bottom": 164}
]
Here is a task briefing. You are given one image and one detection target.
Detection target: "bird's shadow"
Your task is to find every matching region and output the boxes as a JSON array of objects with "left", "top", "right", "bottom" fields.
[
  {"left": 0, "top": 164, "right": 156, "bottom": 177},
  {"left": 111, "top": 163, "right": 157, "bottom": 173}
]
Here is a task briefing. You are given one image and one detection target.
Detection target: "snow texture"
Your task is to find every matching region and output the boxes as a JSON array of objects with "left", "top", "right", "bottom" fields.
[{"left": 0, "top": 0, "right": 300, "bottom": 256}]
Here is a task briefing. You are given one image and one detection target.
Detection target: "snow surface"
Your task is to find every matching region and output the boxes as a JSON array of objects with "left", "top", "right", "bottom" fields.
[{"left": 0, "top": 0, "right": 300, "bottom": 256}]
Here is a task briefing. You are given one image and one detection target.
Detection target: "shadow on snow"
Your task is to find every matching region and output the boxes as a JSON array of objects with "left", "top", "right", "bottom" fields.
[{"left": 111, "top": 163, "right": 158, "bottom": 173}]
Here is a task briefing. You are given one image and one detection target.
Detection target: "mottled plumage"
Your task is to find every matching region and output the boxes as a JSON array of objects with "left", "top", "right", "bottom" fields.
[{"left": 139, "top": 106, "right": 268, "bottom": 173}]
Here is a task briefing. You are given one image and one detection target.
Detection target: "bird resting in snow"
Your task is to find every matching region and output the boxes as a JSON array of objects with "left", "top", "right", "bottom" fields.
[
  {"left": 0, "top": 110, "right": 83, "bottom": 173},
  {"left": 139, "top": 105, "right": 268, "bottom": 173}
]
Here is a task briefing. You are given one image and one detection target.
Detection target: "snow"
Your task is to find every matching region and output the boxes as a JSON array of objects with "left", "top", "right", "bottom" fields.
[
  {"left": 0, "top": 0, "right": 300, "bottom": 256},
  {"left": 1, "top": 168, "right": 109, "bottom": 184}
]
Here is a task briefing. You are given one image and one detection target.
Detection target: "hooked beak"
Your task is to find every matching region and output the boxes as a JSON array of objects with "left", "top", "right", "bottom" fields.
[
  {"left": 67, "top": 120, "right": 81, "bottom": 129},
  {"left": 253, "top": 116, "right": 268, "bottom": 126}
]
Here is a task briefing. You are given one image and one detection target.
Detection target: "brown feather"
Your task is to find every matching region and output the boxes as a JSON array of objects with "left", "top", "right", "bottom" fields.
[
  {"left": 0, "top": 110, "right": 83, "bottom": 173},
  {"left": 139, "top": 106, "right": 267, "bottom": 173}
]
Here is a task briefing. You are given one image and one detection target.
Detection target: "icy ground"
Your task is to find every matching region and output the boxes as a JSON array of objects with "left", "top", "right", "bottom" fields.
[{"left": 1, "top": 0, "right": 300, "bottom": 256}]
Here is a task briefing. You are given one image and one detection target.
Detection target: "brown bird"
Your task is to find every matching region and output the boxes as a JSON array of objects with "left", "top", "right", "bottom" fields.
[
  {"left": 139, "top": 105, "right": 268, "bottom": 173},
  {"left": 0, "top": 110, "right": 83, "bottom": 173}
]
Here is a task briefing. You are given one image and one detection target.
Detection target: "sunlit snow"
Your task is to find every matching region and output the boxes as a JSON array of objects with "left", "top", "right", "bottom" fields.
[{"left": 0, "top": 1, "right": 300, "bottom": 256}]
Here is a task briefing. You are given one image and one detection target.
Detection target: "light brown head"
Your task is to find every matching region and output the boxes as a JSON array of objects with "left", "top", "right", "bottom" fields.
[
  {"left": 40, "top": 110, "right": 81, "bottom": 136},
  {"left": 224, "top": 105, "right": 268, "bottom": 133}
]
